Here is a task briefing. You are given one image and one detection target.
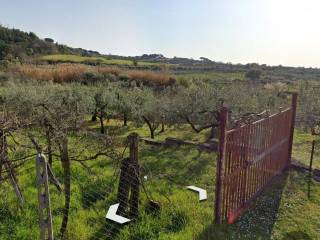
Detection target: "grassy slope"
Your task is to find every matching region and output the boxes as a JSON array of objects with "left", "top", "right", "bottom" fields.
[
  {"left": 0, "top": 120, "right": 320, "bottom": 240},
  {"left": 40, "top": 55, "right": 173, "bottom": 67},
  {"left": 175, "top": 72, "right": 245, "bottom": 82}
]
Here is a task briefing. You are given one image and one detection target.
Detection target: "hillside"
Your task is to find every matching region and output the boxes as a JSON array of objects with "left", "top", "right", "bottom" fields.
[
  {"left": 0, "top": 25, "right": 100, "bottom": 61},
  {"left": 1, "top": 22, "right": 320, "bottom": 240},
  {"left": 2, "top": 25, "right": 320, "bottom": 83}
]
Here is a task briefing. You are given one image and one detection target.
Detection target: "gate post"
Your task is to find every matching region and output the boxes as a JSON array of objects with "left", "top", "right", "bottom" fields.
[
  {"left": 215, "top": 107, "right": 228, "bottom": 224},
  {"left": 287, "top": 92, "right": 298, "bottom": 168},
  {"left": 36, "top": 153, "right": 54, "bottom": 240}
]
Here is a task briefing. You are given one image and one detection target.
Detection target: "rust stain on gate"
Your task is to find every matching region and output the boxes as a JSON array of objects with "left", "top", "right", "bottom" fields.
[{"left": 215, "top": 93, "right": 297, "bottom": 224}]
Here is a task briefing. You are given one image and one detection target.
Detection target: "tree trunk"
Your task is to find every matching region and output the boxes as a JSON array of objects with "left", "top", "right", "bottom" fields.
[
  {"left": 99, "top": 116, "right": 105, "bottom": 134},
  {"left": 160, "top": 122, "right": 165, "bottom": 133},
  {"left": 91, "top": 113, "right": 97, "bottom": 122},
  {"left": 143, "top": 116, "right": 156, "bottom": 139},
  {"left": 123, "top": 113, "right": 128, "bottom": 127},
  {"left": 59, "top": 137, "right": 71, "bottom": 237},
  {"left": 150, "top": 128, "right": 155, "bottom": 139},
  {"left": 206, "top": 126, "right": 217, "bottom": 142},
  {"left": 0, "top": 129, "right": 23, "bottom": 203}
]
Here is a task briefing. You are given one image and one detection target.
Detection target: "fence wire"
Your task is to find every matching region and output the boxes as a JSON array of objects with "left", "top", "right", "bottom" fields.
[{"left": 0, "top": 135, "right": 215, "bottom": 240}]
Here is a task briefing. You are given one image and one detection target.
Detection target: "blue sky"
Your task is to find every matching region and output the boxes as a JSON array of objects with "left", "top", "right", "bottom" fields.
[{"left": 1, "top": 0, "right": 319, "bottom": 67}]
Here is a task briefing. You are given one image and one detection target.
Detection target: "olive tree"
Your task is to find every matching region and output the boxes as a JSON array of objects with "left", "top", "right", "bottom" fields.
[
  {"left": 297, "top": 83, "right": 320, "bottom": 134},
  {"left": 92, "top": 85, "right": 116, "bottom": 134},
  {"left": 128, "top": 87, "right": 170, "bottom": 139},
  {"left": 170, "top": 81, "right": 289, "bottom": 141},
  {"left": 114, "top": 87, "right": 139, "bottom": 127},
  {"left": 5, "top": 82, "right": 93, "bottom": 236}
]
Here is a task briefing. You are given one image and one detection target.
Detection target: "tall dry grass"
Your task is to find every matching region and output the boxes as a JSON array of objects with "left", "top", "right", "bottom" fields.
[
  {"left": 127, "top": 70, "right": 175, "bottom": 86},
  {"left": 11, "top": 64, "right": 89, "bottom": 83},
  {"left": 9, "top": 64, "right": 175, "bottom": 86}
]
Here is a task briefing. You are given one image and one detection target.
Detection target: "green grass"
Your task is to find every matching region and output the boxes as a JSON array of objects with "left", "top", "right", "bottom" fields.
[
  {"left": 88, "top": 119, "right": 210, "bottom": 142},
  {"left": 40, "top": 54, "right": 174, "bottom": 67},
  {"left": 176, "top": 71, "right": 245, "bottom": 82},
  {"left": 292, "top": 130, "right": 320, "bottom": 169},
  {"left": 1, "top": 121, "right": 320, "bottom": 239}
]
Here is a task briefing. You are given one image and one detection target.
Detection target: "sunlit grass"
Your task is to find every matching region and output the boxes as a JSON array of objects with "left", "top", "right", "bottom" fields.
[
  {"left": 292, "top": 130, "right": 320, "bottom": 169},
  {"left": 40, "top": 54, "right": 174, "bottom": 67},
  {"left": 1, "top": 122, "right": 320, "bottom": 239}
]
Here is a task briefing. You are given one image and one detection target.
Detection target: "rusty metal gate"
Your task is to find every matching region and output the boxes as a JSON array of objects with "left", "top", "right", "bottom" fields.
[{"left": 215, "top": 93, "right": 297, "bottom": 224}]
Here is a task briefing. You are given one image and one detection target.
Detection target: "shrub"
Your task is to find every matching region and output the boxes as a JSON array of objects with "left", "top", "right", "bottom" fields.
[
  {"left": 83, "top": 59, "right": 104, "bottom": 66},
  {"left": 44, "top": 38, "right": 54, "bottom": 43},
  {"left": 104, "top": 73, "right": 117, "bottom": 82},
  {"left": 118, "top": 73, "right": 130, "bottom": 81},
  {"left": 132, "top": 59, "right": 138, "bottom": 66},
  {"left": 246, "top": 69, "right": 262, "bottom": 81},
  {"left": 80, "top": 71, "right": 105, "bottom": 84},
  {"left": 0, "top": 60, "right": 10, "bottom": 69},
  {"left": 0, "top": 72, "right": 9, "bottom": 83}
]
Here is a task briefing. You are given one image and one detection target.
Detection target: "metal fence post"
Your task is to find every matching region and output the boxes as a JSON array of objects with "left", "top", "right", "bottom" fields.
[
  {"left": 215, "top": 107, "right": 228, "bottom": 224},
  {"left": 309, "top": 140, "right": 316, "bottom": 173},
  {"left": 36, "top": 153, "right": 54, "bottom": 240},
  {"left": 287, "top": 92, "right": 298, "bottom": 167}
]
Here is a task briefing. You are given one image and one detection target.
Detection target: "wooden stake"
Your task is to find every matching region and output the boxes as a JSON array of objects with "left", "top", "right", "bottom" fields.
[
  {"left": 36, "top": 153, "right": 54, "bottom": 240},
  {"left": 128, "top": 133, "right": 139, "bottom": 218},
  {"left": 117, "top": 133, "right": 140, "bottom": 219}
]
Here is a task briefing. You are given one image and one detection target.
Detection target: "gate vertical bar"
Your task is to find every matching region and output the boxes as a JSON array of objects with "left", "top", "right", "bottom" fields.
[
  {"left": 36, "top": 153, "right": 54, "bottom": 240},
  {"left": 215, "top": 107, "right": 228, "bottom": 223},
  {"left": 287, "top": 93, "right": 298, "bottom": 168}
]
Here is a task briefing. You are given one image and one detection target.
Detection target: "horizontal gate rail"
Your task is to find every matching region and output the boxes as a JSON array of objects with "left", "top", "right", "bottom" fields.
[{"left": 215, "top": 93, "right": 298, "bottom": 224}]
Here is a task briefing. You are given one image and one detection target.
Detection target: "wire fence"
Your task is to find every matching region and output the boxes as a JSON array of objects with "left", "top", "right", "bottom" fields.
[
  {"left": 0, "top": 131, "right": 215, "bottom": 240},
  {"left": 1, "top": 92, "right": 297, "bottom": 239}
]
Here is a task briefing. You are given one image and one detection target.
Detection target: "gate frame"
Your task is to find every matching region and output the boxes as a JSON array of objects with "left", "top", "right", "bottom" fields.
[{"left": 214, "top": 93, "right": 298, "bottom": 224}]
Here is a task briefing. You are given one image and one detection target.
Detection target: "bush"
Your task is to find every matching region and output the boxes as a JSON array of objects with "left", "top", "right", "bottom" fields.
[
  {"left": 245, "top": 69, "right": 262, "bottom": 81},
  {"left": 83, "top": 59, "right": 104, "bottom": 66},
  {"left": 0, "top": 60, "right": 10, "bottom": 69},
  {"left": 104, "top": 73, "right": 117, "bottom": 82},
  {"left": 0, "top": 72, "right": 9, "bottom": 84},
  {"left": 80, "top": 71, "right": 105, "bottom": 84},
  {"left": 177, "top": 78, "right": 189, "bottom": 88},
  {"left": 119, "top": 73, "right": 130, "bottom": 81}
]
